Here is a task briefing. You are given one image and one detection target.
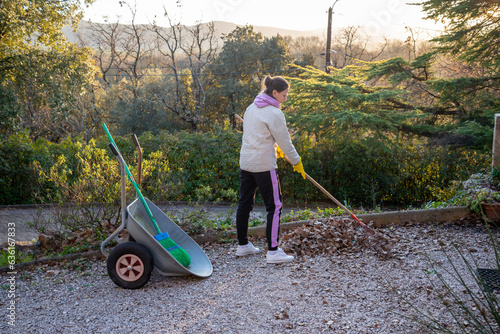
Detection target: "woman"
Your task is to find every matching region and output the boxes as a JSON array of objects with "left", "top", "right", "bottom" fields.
[{"left": 235, "top": 75, "right": 305, "bottom": 264}]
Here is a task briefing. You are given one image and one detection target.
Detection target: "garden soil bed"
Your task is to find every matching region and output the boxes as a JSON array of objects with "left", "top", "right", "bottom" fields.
[{"left": 1, "top": 218, "right": 499, "bottom": 333}]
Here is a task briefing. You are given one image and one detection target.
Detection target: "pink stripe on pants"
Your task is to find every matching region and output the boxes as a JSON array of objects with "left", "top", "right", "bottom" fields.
[{"left": 270, "top": 170, "right": 281, "bottom": 248}]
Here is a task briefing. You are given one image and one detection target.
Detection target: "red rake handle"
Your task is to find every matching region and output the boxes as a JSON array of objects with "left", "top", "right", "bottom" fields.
[
  {"left": 235, "top": 113, "right": 375, "bottom": 235},
  {"left": 299, "top": 170, "right": 375, "bottom": 235}
]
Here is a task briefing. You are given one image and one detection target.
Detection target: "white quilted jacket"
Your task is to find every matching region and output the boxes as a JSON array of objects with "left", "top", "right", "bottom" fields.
[{"left": 239, "top": 103, "right": 300, "bottom": 173}]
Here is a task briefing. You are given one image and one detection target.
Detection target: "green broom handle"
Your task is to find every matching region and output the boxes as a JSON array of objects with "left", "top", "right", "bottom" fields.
[{"left": 102, "top": 123, "right": 162, "bottom": 235}]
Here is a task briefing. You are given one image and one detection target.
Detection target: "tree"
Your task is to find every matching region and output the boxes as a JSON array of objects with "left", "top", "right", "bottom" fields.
[
  {"left": 85, "top": 2, "right": 159, "bottom": 136},
  {"left": 12, "top": 45, "right": 99, "bottom": 141},
  {"left": 102, "top": 68, "right": 190, "bottom": 136},
  {"left": 83, "top": 2, "right": 155, "bottom": 95},
  {"left": 330, "top": 26, "right": 388, "bottom": 68},
  {"left": 78, "top": 20, "right": 123, "bottom": 86},
  {"left": 206, "top": 25, "right": 293, "bottom": 128},
  {"left": 291, "top": 1, "right": 500, "bottom": 149},
  {"left": 286, "top": 35, "right": 325, "bottom": 68},
  {"left": 0, "top": 0, "right": 93, "bottom": 56},
  {"left": 82, "top": 3, "right": 218, "bottom": 134},
  {"left": 0, "top": 0, "right": 98, "bottom": 140},
  {"left": 421, "top": 0, "right": 500, "bottom": 72},
  {"left": 149, "top": 14, "right": 218, "bottom": 131},
  {"left": 284, "top": 62, "right": 494, "bottom": 206},
  {"left": 285, "top": 65, "right": 412, "bottom": 142},
  {"left": 364, "top": 0, "right": 500, "bottom": 148}
]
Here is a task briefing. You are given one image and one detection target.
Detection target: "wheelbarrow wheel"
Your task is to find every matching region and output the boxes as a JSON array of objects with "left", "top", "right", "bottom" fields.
[{"left": 107, "top": 241, "right": 154, "bottom": 289}]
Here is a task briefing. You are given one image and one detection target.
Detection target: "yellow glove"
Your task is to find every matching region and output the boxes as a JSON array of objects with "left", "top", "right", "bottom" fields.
[
  {"left": 292, "top": 159, "right": 306, "bottom": 179},
  {"left": 276, "top": 145, "right": 284, "bottom": 159}
]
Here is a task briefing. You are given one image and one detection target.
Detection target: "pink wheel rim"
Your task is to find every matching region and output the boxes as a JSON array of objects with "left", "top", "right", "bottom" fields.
[{"left": 116, "top": 254, "right": 145, "bottom": 282}]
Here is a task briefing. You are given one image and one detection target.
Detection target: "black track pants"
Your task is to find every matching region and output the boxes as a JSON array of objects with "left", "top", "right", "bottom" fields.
[{"left": 236, "top": 169, "right": 282, "bottom": 251}]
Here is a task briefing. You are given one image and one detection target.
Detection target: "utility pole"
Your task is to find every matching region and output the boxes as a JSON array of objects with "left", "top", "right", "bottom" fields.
[
  {"left": 493, "top": 114, "right": 500, "bottom": 168},
  {"left": 325, "top": 0, "right": 339, "bottom": 73}
]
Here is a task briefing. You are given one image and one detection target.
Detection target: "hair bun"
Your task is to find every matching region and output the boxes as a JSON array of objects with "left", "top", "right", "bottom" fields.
[
  {"left": 264, "top": 76, "right": 273, "bottom": 87},
  {"left": 260, "top": 75, "right": 289, "bottom": 96}
]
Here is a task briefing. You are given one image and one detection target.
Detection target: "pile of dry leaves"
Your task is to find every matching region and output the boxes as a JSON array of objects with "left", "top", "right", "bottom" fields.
[{"left": 281, "top": 218, "right": 393, "bottom": 257}]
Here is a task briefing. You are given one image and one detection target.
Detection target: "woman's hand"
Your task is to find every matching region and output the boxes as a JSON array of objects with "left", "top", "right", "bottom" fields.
[
  {"left": 292, "top": 159, "right": 306, "bottom": 179},
  {"left": 276, "top": 145, "right": 285, "bottom": 159}
]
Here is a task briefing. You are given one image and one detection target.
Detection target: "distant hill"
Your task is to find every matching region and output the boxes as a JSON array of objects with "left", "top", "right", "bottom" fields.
[
  {"left": 208, "top": 21, "right": 325, "bottom": 39},
  {"left": 62, "top": 19, "right": 415, "bottom": 55},
  {"left": 62, "top": 20, "right": 326, "bottom": 46}
]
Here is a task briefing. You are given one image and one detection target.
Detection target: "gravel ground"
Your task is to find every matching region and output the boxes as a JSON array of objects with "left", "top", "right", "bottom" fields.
[{"left": 2, "top": 221, "right": 499, "bottom": 334}]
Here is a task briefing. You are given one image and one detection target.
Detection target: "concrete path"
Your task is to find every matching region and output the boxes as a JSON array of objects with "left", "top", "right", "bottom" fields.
[
  {"left": 1, "top": 206, "right": 47, "bottom": 243},
  {"left": 0, "top": 203, "right": 304, "bottom": 243}
]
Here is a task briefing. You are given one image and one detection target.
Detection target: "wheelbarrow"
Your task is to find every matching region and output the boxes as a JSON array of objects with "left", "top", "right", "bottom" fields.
[{"left": 100, "top": 131, "right": 213, "bottom": 289}]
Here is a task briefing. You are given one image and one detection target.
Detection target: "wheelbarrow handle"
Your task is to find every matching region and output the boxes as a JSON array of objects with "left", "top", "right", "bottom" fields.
[
  {"left": 132, "top": 134, "right": 142, "bottom": 186},
  {"left": 132, "top": 133, "right": 140, "bottom": 147},
  {"left": 108, "top": 142, "right": 120, "bottom": 157}
]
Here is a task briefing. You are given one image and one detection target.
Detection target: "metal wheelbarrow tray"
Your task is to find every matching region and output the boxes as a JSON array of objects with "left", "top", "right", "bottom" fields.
[{"left": 127, "top": 197, "right": 213, "bottom": 278}]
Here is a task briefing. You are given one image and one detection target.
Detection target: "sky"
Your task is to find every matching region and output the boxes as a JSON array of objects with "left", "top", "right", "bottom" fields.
[{"left": 82, "top": 0, "right": 444, "bottom": 39}]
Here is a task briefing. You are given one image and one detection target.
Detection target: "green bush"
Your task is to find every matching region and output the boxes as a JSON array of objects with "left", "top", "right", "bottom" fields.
[
  {"left": 33, "top": 139, "right": 123, "bottom": 233},
  {"left": 0, "top": 131, "right": 37, "bottom": 204},
  {"left": 286, "top": 135, "right": 490, "bottom": 208},
  {"left": 31, "top": 136, "right": 80, "bottom": 203},
  {"left": 152, "top": 129, "right": 241, "bottom": 202},
  {"left": 0, "top": 129, "right": 490, "bottom": 209}
]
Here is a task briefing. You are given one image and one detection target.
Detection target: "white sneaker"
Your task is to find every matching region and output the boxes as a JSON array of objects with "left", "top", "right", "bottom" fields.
[
  {"left": 236, "top": 242, "right": 260, "bottom": 256},
  {"left": 266, "top": 248, "right": 294, "bottom": 264}
]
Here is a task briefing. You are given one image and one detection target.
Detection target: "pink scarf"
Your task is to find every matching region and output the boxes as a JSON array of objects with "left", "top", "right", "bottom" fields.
[{"left": 254, "top": 94, "right": 280, "bottom": 109}]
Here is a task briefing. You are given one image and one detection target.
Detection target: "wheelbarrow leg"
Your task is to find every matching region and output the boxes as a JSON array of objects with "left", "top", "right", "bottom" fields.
[{"left": 101, "top": 154, "right": 128, "bottom": 258}]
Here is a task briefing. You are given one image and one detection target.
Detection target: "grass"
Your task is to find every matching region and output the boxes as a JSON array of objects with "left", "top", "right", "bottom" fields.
[
  {"left": 168, "top": 204, "right": 240, "bottom": 234},
  {"left": 0, "top": 248, "right": 36, "bottom": 267},
  {"left": 60, "top": 242, "right": 98, "bottom": 255},
  {"left": 280, "top": 205, "right": 383, "bottom": 223},
  {"left": 167, "top": 204, "right": 367, "bottom": 233}
]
